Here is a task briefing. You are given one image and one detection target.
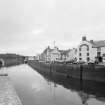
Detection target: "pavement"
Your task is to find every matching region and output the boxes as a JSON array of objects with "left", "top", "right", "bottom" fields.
[{"left": 0, "top": 74, "right": 22, "bottom": 105}]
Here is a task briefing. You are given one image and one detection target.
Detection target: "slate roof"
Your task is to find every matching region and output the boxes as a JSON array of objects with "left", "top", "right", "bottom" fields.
[
  {"left": 59, "top": 49, "right": 71, "bottom": 55},
  {"left": 90, "top": 40, "right": 105, "bottom": 48},
  {"left": 42, "top": 46, "right": 53, "bottom": 54},
  {"left": 42, "top": 46, "right": 71, "bottom": 55}
]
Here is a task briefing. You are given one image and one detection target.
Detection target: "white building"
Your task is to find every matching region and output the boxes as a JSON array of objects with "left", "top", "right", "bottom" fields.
[
  {"left": 59, "top": 49, "right": 70, "bottom": 61},
  {"left": 50, "top": 47, "right": 61, "bottom": 61},
  {"left": 40, "top": 46, "right": 61, "bottom": 62},
  {"left": 27, "top": 56, "right": 35, "bottom": 60},
  {"left": 40, "top": 45, "right": 78, "bottom": 62},
  {"left": 77, "top": 36, "right": 105, "bottom": 62},
  {"left": 67, "top": 48, "right": 77, "bottom": 61}
]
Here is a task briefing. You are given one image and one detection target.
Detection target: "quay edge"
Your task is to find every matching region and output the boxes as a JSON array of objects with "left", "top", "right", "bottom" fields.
[
  {"left": 0, "top": 75, "right": 22, "bottom": 105},
  {"left": 28, "top": 60, "right": 105, "bottom": 82}
]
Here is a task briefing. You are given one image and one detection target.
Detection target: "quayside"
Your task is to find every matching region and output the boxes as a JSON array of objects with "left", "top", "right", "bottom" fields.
[{"left": 28, "top": 60, "right": 105, "bottom": 82}]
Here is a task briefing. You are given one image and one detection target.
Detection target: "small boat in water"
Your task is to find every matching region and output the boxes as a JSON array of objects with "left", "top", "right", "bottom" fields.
[{"left": 28, "top": 60, "right": 105, "bottom": 82}]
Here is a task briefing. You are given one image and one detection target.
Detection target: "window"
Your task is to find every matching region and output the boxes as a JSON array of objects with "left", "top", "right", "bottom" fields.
[
  {"left": 97, "top": 52, "right": 101, "bottom": 57},
  {"left": 79, "top": 48, "right": 81, "bottom": 51},
  {"left": 79, "top": 58, "right": 82, "bottom": 60},
  {"left": 87, "top": 53, "right": 89, "bottom": 56},
  {"left": 79, "top": 53, "right": 81, "bottom": 56},
  {"left": 87, "top": 47, "right": 89, "bottom": 51},
  {"left": 97, "top": 47, "right": 101, "bottom": 52},
  {"left": 87, "top": 57, "right": 90, "bottom": 62},
  {"left": 103, "top": 54, "right": 105, "bottom": 56}
]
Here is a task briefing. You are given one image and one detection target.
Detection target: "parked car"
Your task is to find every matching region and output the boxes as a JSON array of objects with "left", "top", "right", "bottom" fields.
[
  {"left": 88, "top": 60, "right": 95, "bottom": 65},
  {"left": 73, "top": 61, "right": 78, "bottom": 64},
  {"left": 77, "top": 60, "right": 86, "bottom": 64},
  {"left": 65, "top": 60, "right": 74, "bottom": 64}
]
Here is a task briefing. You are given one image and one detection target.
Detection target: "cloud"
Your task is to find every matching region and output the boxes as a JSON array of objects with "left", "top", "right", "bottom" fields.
[
  {"left": 32, "top": 29, "right": 44, "bottom": 35},
  {"left": 0, "top": 0, "right": 105, "bottom": 55}
]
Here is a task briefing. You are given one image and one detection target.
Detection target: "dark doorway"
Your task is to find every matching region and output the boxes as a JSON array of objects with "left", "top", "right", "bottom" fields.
[{"left": 98, "top": 56, "right": 103, "bottom": 62}]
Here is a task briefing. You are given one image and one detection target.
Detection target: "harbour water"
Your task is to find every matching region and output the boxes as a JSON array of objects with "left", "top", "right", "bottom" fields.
[{"left": 2, "top": 64, "right": 105, "bottom": 105}]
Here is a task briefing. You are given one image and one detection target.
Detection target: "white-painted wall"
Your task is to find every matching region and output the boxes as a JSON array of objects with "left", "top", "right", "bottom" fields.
[
  {"left": 45, "top": 47, "right": 61, "bottom": 61},
  {"left": 50, "top": 48, "right": 61, "bottom": 61},
  {"left": 67, "top": 49, "right": 77, "bottom": 61},
  {"left": 101, "top": 47, "right": 105, "bottom": 56},
  {"left": 77, "top": 41, "right": 97, "bottom": 62}
]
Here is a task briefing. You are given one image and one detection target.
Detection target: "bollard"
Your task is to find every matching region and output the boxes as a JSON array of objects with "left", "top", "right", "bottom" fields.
[{"left": 80, "top": 64, "right": 83, "bottom": 80}]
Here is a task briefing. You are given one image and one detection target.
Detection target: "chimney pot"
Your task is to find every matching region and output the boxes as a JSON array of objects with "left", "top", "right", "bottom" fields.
[
  {"left": 82, "top": 36, "right": 87, "bottom": 41},
  {"left": 90, "top": 40, "right": 93, "bottom": 43}
]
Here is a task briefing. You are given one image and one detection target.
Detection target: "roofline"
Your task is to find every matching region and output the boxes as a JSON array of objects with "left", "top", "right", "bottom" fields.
[{"left": 92, "top": 46, "right": 105, "bottom": 48}]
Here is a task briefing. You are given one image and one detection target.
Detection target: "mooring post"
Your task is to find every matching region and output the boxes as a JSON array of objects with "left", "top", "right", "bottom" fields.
[
  {"left": 80, "top": 64, "right": 83, "bottom": 81},
  {"left": 50, "top": 62, "right": 52, "bottom": 75}
]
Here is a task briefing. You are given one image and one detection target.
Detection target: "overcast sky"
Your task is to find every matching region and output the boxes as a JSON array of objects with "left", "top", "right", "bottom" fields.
[{"left": 0, "top": 0, "right": 105, "bottom": 55}]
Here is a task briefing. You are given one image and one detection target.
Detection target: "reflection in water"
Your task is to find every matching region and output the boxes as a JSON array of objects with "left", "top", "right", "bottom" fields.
[
  {"left": 2, "top": 64, "right": 105, "bottom": 105},
  {"left": 35, "top": 67, "right": 105, "bottom": 105}
]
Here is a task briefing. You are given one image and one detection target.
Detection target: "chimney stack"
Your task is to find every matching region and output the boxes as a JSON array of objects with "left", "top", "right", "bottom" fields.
[
  {"left": 82, "top": 36, "right": 86, "bottom": 41},
  {"left": 90, "top": 40, "right": 93, "bottom": 43}
]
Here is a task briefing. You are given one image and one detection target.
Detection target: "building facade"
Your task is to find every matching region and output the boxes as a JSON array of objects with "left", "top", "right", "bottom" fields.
[
  {"left": 66, "top": 48, "right": 77, "bottom": 61},
  {"left": 40, "top": 46, "right": 61, "bottom": 62},
  {"left": 59, "top": 50, "right": 70, "bottom": 61},
  {"left": 50, "top": 47, "right": 61, "bottom": 61},
  {"left": 77, "top": 36, "right": 105, "bottom": 62},
  {"left": 40, "top": 46, "right": 77, "bottom": 62}
]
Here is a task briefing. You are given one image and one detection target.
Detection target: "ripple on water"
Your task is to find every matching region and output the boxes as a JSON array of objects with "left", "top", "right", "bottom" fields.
[{"left": 2, "top": 64, "right": 105, "bottom": 105}]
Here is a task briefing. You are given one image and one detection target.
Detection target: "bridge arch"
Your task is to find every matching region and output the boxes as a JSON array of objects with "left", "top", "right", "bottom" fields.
[{"left": 0, "top": 59, "right": 5, "bottom": 67}]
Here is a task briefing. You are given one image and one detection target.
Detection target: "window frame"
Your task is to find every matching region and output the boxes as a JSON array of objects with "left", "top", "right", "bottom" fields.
[
  {"left": 79, "top": 58, "right": 82, "bottom": 60},
  {"left": 79, "top": 48, "right": 81, "bottom": 51},
  {"left": 87, "top": 53, "right": 89, "bottom": 56},
  {"left": 79, "top": 53, "right": 81, "bottom": 56},
  {"left": 87, "top": 57, "right": 90, "bottom": 62}
]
